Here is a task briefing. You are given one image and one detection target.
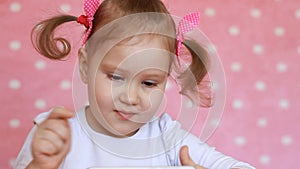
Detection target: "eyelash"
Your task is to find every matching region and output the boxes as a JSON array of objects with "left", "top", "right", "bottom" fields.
[
  {"left": 107, "top": 73, "right": 124, "bottom": 81},
  {"left": 107, "top": 73, "right": 158, "bottom": 88},
  {"left": 142, "top": 81, "right": 158, "bottom": 87}
]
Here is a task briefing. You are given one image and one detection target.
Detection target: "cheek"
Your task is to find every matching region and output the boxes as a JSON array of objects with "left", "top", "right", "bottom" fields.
[
  {"left": 141, "top": 79, "right": 167, "bottom": 112},
  {"left": 135, "top": 89, "right": 166, "bottom": 123},
  {"left": 145, "top": 89, "right": 166, "bottom": 113},
  {"left": 94, "top": 74, "right": 113, "bottom": 110}
]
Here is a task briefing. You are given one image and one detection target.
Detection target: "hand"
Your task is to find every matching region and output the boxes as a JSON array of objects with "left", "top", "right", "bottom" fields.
[
  {"left": 180, "top": 145, "right": 208, "bottom": 169},
  {"left": 26, "top": 107, "right": 74, "bottom": 169}
]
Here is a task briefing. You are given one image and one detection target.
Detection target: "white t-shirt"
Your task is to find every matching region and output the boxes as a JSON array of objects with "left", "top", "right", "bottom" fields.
[{"left": 14, "top": 107, "right": 255, "bottom": 169}]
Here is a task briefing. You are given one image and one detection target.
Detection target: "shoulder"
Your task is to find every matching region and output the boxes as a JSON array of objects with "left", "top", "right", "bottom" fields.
[
  {"left": 140, "top": 113, "right": 201, "bottom": 147},
  {"left": 135, "top": 113, "right": 179, "bottom": 138},
  {"left": 155, "top": 113, "right": 178, "bottom": 130}
]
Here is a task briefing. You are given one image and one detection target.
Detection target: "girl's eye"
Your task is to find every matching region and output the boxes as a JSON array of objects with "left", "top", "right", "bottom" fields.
[
  {"left": 142, "top": 80, "right": 158, "bottom": 87},
  {"left": 107, "top": 73, "right": 124, "bottom": 81}
]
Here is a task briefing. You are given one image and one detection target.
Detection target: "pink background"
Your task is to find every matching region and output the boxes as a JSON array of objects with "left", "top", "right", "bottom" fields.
[{"left": 1, "top": 0, "right": 299, "bottom": 168}]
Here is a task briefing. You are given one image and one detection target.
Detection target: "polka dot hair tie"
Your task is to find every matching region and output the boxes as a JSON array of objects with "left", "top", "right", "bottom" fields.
[
  {"left": 176, "top": 12, "right": 200, "bottom": 65},
  {"left": 77, "top": 0, "right": 101, "bottom": 45}
]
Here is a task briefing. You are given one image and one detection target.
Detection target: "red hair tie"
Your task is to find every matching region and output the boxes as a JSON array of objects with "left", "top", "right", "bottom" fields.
[
  {"left": 77, "top": 15, "right": 89, "bottom": 28},
  {"left": 78, "top": 0, "right": 101, "bottom": 45},
  {"left": 176, "top": 12, "right": 200, "bottom": 66}
]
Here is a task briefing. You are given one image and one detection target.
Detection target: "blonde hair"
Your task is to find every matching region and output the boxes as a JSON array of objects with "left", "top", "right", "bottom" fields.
[{"left": 31, "top": 0, "right": 212, "bottom": 107}]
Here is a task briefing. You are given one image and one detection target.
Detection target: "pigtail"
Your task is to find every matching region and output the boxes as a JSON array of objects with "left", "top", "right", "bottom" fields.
[
  {"left": 31, "top": 15, "right": 77, "bottom": 60},
  {"left": 177, "top": 39, "right": 212, "bottom": 107}
]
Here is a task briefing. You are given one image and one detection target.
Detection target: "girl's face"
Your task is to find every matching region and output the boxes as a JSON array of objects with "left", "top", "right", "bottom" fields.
[{"left": 85, "top": 36, "right": 171, "bottom": 137}]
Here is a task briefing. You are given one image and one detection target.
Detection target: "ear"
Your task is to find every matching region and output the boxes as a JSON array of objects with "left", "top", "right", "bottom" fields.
[{"left": 78, "top": 48, "right": 88, "bottom": 84}]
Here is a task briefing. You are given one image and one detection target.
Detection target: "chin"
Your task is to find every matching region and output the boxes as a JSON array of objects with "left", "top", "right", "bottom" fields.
[{"left": 111, "top": 127, "right": 139, "bottom": 138}]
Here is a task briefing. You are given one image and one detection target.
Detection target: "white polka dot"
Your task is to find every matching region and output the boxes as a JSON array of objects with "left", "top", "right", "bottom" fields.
[
  {"left": 229, "top": 26, "right": 240, "bottom": 36},
  {"left": 257, "top": 118, "right": 268, "bottom": 128},
  {"left": 231, "top": 62, "right": 242, "bottom": 72},
  {"left": 210, "top": 118, "right": 220, "bottom": 127},
  {"left": 35, "top": 24, "right": 43, "bottom": 31},
  {"left": 10, "top": 2, "right": 21, "bottom": 12},
  {"left": 253, "top": 44, "right": 264, "bottom": 55},
  {"left": 9, "top": 119, "right": 20, "bottom": 128},
  {"left": 295, "top": 9, "right": 300, "bottom": 19},
  {"left": 9, "top": 79, "right": 21, "bottom": 90},
  {"left": 185, "top": 100, "right": 194, "bottom": 108},
  {"left": 60, "top": 80, "right": 71, "bottom": 90},
  {"left": 207, "top": 44, "right": 217, "bottom": 54},
  {"left": 35, "top": 60, "right": 46, "bottom": 70},
  {"left": 60, "top": 4, "right": 71, "bottom": 13},
  {"left": 232, "top": 99, "right": 243, "bottom": 109},
  {"left": 279, "top": 99, "right": 289, "bottom": 109},
  {"left": 166, "top": 81, "right": 172, "bottom": 90},
  {"left": 205, "top": 8, "right": 216, "bottom": 17},
  {"left": 9, "top": 158, "right": 16, "bottom": 167},
  {"left": 57, "top": 42, "right": 65, "bottom": 51},
  {"left": 210, "top": 81, "right": 218, "bottom": 90},
  {"left": 281, "top": 135, "right": 293, "bottom": 146},
  {"left": 297, "top": 46, "right": 300, "bottom": 55},
  {"left": 255, "top": 80, "right": 266, "bottom": 91},
  {"left": 250, "top": 8, "right": 261, "bottom": 18},
  {"left": 276, "top": 62, "right": 287, "bottom": 73},
  {"left": 260, "top": 155, "right": 271, "bottom": 164},
  {"left": 9, "top": 40, "right": 21, "bottom": 51},
  {"left": 274, "top": 27, "right": 285, "bottom": 37},
  {"left": 235, "top": 136, "right": 246, "bottom": 146},
  {"left": 35, "top": 99, "right": 46, "bottom": 110}
]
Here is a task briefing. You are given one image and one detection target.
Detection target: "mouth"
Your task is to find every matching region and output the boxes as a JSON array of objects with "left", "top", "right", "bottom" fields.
[{"left": 114, "top": 110, "right": 136, "bottom": 120}]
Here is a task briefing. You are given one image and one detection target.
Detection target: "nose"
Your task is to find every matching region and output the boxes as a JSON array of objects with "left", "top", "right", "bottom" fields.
[{"left": 119, "top": 81, "right": 140, "bottom": 105}]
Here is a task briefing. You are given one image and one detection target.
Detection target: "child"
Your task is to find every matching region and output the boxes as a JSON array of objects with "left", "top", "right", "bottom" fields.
[{"left": 15, "top": 0, "right": 255, "bottom": 169}]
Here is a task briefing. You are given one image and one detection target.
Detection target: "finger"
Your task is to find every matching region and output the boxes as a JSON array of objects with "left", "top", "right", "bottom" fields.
[
  {"left": 36, "top": 129, "right": 64, "bottom": 154},
  {"left": 33, "top": 136, "right": 60, "bottom": 156},
  {"left": 180, "top": 145, "right": 196, "bottom": 166},
  {"left": 41, "top": 119, "right": 71, "bottom": 142},
  {"left": 48, "top": 107, "right": 74, "bottom": 120}
]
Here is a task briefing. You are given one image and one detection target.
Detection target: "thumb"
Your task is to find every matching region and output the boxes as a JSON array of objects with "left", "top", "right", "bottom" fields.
[{"left": 180, "top": 145, "right": 195, "bottom": 166}]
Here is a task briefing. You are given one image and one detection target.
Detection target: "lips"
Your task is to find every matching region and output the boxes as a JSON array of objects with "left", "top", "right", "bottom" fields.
[{"left": 115, "top": 110, "right": 136, "bottom": 120}]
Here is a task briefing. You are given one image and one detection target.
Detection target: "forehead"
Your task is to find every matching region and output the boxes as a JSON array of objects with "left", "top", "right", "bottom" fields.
[{"left": 101, "top": 35, "right": 172, "bottom": 74}]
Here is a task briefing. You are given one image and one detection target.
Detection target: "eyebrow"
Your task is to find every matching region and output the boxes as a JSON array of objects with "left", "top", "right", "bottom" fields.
[
  {"left": 141, "top": 71, "right": 168, "bottom": 79},
  {"left": 100, "top": 63, "right": 168, "bottom": 78},
  {"left": 100, "top": 63, "right": 129, "bottom": 74}
]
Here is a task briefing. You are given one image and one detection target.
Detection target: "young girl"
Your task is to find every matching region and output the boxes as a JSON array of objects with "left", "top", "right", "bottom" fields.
[{"left": 15, "top": 0, "right": 255, "bottom": 169}]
